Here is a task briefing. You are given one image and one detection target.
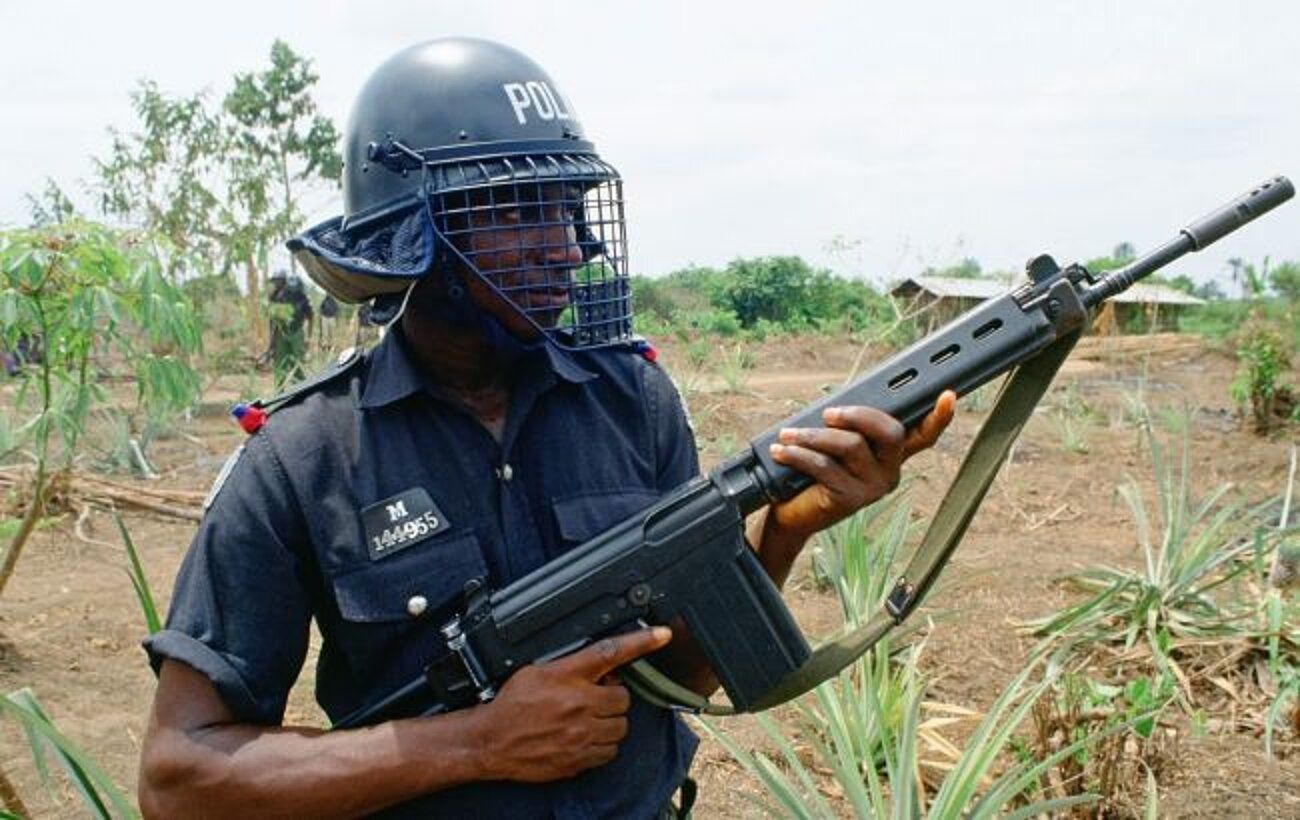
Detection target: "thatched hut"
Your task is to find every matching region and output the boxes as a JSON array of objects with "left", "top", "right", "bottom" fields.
[{"left": 889, "top": 275, "right": 1204, "bottom": 334}]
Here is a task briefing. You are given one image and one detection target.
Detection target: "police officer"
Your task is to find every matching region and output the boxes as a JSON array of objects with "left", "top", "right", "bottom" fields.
[
  {"left": 138, "top": 38, "right": 954, "bottom": 818},
  {"left": 266, "top": 270, "right": 315, "bottom": 387},
  {"left": 318, "top": 292, "right": 339, "bottom": 351}
]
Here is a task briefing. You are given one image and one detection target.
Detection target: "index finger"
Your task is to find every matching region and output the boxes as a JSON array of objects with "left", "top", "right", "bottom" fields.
[
  {"left": 903, "top": 390, "right": 957, "bottom": 458},
  {"left": 550, "top": 626, "right": 673, "bottom": 681}
]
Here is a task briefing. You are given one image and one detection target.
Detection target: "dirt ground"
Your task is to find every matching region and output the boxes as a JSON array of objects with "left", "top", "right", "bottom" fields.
[{"left": 2, "top": 332, "right": 1299, "bottom": 818}]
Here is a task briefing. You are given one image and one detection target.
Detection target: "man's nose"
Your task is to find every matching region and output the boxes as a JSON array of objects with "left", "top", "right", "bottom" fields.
[{"left": 537, "top": 222, "right": 582, "bottom": 268}]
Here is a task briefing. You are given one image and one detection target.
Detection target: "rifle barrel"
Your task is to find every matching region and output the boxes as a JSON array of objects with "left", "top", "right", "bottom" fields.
[{"left": 1081, "top": 175, "right": 1293, "bottom": 307}]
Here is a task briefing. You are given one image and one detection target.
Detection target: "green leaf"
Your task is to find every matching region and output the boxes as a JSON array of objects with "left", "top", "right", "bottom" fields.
[
  {"left": 116, "top": 512, "right": 161, "bottom": 634},
  {"left": 0, "top": 688, "right": 139, "bottom": 819}
]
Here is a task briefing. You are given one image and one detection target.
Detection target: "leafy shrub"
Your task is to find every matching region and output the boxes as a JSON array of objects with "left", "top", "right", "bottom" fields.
[
  {"left": 1231, "top": 317, "right": 1292, "bottom": 433},
  {"left": 0, "top": 220, "right": 201, "bottom": 599},
  {"left": 632, "top": 257, "right": 901, "bottom": 340},
  {"left": 673, "top": 308, "right": 741, "bottom": 338},
  {"left": 1020, "top": 670, "right": 1177, "bottom": 814},
  {"left": 628, "top": 275, "right": 681, "bottom": 324},
  {"left": 1270, "top": 261, "right": 1300, "bottom": 302}
]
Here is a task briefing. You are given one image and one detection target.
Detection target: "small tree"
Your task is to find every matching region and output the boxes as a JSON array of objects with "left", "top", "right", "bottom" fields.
[
  {"left": 24, "top": 178, "right": 78, "bottom": 227},
  {"left": 1231, "top": 316, "right": 1291, "bottom": 434},
  {"left": 223, "top": 40, "right": 342, "bottom": 350},
  {"left": 93, "top": 80, "right": 229, "bottom": 279},
  {"left": 0, "top": 220, "right": 201, "bottom": 599},
  {"left": 1269, "top": 260, "right": 1300, "bottom": 303},
  {"left": 94, "top": 42, "right": 341, "bottom": 353}
]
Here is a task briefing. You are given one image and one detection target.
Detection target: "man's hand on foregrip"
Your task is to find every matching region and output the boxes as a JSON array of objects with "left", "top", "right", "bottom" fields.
[
  {"left": 475, "top": 627, "right": 672, "bottom": 783},
  {"left": 764, "top": 390, "right": 957, "bottom": 540}
]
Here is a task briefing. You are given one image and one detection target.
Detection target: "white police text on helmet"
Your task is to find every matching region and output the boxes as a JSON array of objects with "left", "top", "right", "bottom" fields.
[{"left": 502, "top": 81, "right": 573, "bottom": 126}]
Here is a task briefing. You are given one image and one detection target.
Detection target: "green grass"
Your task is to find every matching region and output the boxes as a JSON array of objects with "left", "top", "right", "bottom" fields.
[
  {"left": 0, "top": 688, "right": 138, "bottom": 819},
  {"left": 715, "top": 344, "right": 755, "bottom": 393},
  {"left": 699, "top": 647, "right": 1110, "bottom": 819},
  {"left": 117, "top": 511, "right": 161, "bottom": 634},
  {"left": 1024, "top": 422, "right": 1286, "bottom": 700},
  {"left": 702, "top": 494, "right": 1122, "bottom": 817},
  {"left": 1048, "top": 407, "right": 1090, "bottom": 454}
]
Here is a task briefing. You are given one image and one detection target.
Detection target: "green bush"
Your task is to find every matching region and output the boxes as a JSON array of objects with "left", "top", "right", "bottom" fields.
[
  {"left": 1271, "top": 261, "right": 1300, "bottom": 302},
  {"left": 1178, "top": 300, "right": 1250, "bottom": 341},
  {"left": 671, "top": 308, "right": 741, "bottom": 338},
  {"left": 1231, "top": 317, "right": 1292, "bottom": 433},
  {"left": 1180, "top": 297, "right": 1297, "bottom": 345}
]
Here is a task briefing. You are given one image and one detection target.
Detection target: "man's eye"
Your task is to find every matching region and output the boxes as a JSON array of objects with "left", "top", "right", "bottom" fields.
[
  {"left": 497, "top": 205, "right": 575, "bottom": 225},
  {"left": 497, "top": 205, "right": 538, "bottom": 224}
]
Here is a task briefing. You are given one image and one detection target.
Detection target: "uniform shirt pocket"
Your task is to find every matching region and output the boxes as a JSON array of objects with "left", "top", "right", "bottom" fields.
[
  {"left": 330, "top": 530, "right": 490, "bottom": 623},
  {"left": 552, "top": 488, "right": 660, "bottom": 546},
  {"left": 318, "top": 530, "right": 492, "bottom": 722}
]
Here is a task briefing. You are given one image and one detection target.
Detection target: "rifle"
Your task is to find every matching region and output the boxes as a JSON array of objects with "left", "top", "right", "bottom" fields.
[{"left": 334, "top": 176, "right": 1293, "bottom": 729}]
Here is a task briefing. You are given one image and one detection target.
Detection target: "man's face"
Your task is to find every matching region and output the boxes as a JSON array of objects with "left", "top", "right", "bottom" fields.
[{"left": 445, "top": 183, "right": 584, "bottom": 340}]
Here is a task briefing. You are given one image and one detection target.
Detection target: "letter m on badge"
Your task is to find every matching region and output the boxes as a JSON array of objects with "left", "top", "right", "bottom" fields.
[{"left": 386, "top": 500, "right": 408, "bottom": 522}]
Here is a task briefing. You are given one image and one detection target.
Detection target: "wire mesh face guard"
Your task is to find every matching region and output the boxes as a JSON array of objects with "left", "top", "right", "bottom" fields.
[{"left": 417, "top": 149, "right": 632, "bottom": 350}]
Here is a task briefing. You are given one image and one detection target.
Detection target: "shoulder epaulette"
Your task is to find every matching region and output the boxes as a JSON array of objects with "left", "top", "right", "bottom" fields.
[
  {"left": 593, "top": 335, "right": 657, "bottom": 363},
  {"left": 231, "top": 347, "right": 364, "bottom": 434},
  {"left": 628, "top": 337, "right": 658, "bottom": 363}
]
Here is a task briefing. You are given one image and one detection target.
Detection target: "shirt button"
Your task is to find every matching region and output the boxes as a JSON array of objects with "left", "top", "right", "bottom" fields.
[
  {"left": 496, "top": 463, "right": 514, "bottom": 482},
  {"left": 406, "top": 595, "right": 428, "bottom": 617}
]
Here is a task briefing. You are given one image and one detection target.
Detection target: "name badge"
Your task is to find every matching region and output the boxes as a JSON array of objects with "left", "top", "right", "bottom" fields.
[{"left": 361, "top": 487, "right": 450, "bottom": 561}]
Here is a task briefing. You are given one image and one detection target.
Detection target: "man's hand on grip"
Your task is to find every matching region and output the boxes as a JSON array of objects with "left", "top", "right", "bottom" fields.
[{"left": 474, "top": 626, "right": 672, "bottom": 783}]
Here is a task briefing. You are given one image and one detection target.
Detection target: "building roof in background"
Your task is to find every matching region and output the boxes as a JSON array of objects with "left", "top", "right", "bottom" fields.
[{"left": 890, "top": 275, "right": 1205, "bottom": 306}]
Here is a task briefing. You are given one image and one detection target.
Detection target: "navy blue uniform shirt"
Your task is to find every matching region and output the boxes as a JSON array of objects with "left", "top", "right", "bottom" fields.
[{"left": 145, "top": 328, "right": 700, "bottom": 819}]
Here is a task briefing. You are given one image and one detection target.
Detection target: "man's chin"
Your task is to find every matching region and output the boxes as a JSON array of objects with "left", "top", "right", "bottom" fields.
[{"left": 516, "top": 299, "right": 569, "bottom": 331}]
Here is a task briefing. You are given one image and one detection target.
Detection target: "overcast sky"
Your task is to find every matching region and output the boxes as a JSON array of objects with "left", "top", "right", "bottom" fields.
[{"left": 3, "top": 1, "right": 1298, "bottom": 291}]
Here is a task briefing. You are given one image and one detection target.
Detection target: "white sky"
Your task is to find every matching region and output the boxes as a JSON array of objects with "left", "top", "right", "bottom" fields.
[{"left": 3, "top": 1, "right": 1298, "bottom": 291}]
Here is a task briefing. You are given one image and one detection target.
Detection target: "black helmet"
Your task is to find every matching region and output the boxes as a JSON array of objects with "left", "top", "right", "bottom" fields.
[{"left": 289, "top": 37, "right": 633, "bottom": 349}]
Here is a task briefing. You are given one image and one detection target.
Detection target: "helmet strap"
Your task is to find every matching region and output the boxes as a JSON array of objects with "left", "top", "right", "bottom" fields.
[{"left": 410, "top": 265, "right": 544, "bottom": 364}]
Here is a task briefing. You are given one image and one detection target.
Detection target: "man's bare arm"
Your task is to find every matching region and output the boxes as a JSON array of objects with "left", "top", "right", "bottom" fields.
[{"left": 140, "top": 628, "right": 670, "bottom": 819}]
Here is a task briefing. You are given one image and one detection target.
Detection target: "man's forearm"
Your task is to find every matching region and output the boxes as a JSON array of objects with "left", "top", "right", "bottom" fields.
[
  {"left": 143, "top": 714, "right": 494, "bottom": 819},
  {"left": 142, "top": 694, "right": 496, "bottom": 818},
  {"left": 747, "top": 506, "right": 811, "bottom": 589}
]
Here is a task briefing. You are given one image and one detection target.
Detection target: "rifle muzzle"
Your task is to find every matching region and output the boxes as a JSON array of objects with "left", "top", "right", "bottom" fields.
[{"left": 1183, "top": 175, "right": 1293, "bottom": 250}]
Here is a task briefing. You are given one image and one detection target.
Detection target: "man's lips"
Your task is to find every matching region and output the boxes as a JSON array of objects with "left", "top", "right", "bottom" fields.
[{"left": 518, "top": 286, "right": 571, "bottom": 310}]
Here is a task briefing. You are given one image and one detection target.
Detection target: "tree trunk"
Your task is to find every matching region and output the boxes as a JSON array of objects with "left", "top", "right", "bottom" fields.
[
  {"left": 246, "top": 258, "right": 265, "bottom": 353},
  {"left": 0, "top": 460, "right": 47, "bottom": 600}
]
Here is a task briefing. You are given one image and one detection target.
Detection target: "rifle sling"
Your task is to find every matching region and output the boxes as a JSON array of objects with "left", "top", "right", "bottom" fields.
[{"left": 623, "top": 330, "right": 1080, "bottom": 715}]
